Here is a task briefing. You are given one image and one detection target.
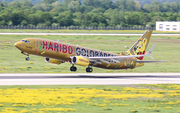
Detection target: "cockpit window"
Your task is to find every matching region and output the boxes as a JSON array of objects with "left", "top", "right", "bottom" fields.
[{"left": 21, "top": 40, "right": 30, "bottom": 43}]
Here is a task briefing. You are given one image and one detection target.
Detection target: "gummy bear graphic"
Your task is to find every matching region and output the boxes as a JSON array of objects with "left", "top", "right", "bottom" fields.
[{"left": 133, "top": 37, "right": 147, "bottom": 60}]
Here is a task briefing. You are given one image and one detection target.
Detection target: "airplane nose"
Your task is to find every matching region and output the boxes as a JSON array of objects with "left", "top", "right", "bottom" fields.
[
  {"left": 14, "top": 41, "right": 22, "bottom": 49},
  {"left": 14, "top": 42, "right": 19, "bottom": 47}
]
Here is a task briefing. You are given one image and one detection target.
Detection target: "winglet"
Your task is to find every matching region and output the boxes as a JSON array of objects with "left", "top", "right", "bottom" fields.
[{"left": 146, "top": 44, "right": 156, "bottom": 59}]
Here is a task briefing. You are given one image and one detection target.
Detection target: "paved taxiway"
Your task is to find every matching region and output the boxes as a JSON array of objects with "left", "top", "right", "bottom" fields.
[
  {"left": 0, "top": 73, "right": 180, "bottom": 85},
  {"left": 0, "top": 33, "right": 180, "bottom": 36}
]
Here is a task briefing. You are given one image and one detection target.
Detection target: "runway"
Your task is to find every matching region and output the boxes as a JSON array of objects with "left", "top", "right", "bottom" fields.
[
  {"left": 0, "top": 33, "right": 180, "bottom": 36},
  {"left": 0, "top": 73, "right": 180, "bottom": 85}
]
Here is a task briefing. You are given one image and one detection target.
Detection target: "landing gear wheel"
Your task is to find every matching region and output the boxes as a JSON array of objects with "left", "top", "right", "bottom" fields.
[
  {"left": 70, "top": 66, "right": 77, "bottom": 72},
  {"left": 89, "top": 68, "right": 93, "bottom": 72},
  {"left": 25, "top": 57, "right": 30, "bottom": 61},
  {"left": 86, "top": 67, "right": 93, "bottom": 73}
]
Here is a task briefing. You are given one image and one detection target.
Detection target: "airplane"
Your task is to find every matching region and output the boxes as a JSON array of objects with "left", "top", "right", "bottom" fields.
[{"left": 14, "top": 30, "right": 165, "bottom": 73}]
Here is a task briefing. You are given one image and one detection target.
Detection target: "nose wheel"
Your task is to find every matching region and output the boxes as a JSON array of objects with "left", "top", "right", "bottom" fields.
[
  {"left": 70, "top": 65, "right": 77, "bottom": 72},
  {"left": 25, "top": 56, "right": 30, "bottom": 61},
  {"left": 86, "top": 67, "right": 93, "bottom": 73}
]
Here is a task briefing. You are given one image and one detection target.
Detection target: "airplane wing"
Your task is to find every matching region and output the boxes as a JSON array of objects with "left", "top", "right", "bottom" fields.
[
  {"left": 136, "top": 61, "right": 167, "bottom": 63},
  {"left": 88, "top": 54, "right": 148, "bottom": 64},
  {"left": 88, "top": 45, "right": 166, "bottom": 64},
  {"left": 89, "top": 54, "right": 147, "bottom": 60}
]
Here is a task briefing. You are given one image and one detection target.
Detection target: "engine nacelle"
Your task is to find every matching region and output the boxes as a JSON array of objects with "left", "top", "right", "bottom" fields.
[
  {"left": 45, "top": 57, "right": 63, "bottom": 65},
  {"left": 71, "top": 56, "right": 90, "bottom": 66},
  {"left": 135, "top": 62, "right": 144, "bottom": 67}
]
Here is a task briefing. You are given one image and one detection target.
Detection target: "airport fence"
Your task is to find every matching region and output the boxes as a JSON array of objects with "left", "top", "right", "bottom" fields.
[{"left": 0, "top": 25, "right": 156, "bottom": 30}]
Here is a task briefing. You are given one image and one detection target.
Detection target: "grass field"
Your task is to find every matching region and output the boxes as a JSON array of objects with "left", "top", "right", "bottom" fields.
[
  {"left": 1, "top": 29, "right": 180, "bottom": 34},
  {"left": 0, "top": 84, "right": 180, "bottom": 113},
  {"left": 0, "top": 34, "right": 180, "bottom": 73}
]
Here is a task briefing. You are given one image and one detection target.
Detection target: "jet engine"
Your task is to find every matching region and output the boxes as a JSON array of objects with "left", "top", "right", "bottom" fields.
[
  {"left": 135, "top": 62, "right": 144, "bottom": 67},
  {"left": 44, "top": 57, "right": 64, "bottom": 65},
  {"left": 71, "top": 56, "right": 90, "bottom": 66}
]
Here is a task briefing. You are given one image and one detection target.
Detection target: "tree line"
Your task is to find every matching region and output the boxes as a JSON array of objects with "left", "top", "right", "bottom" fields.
[{"left": 0, "top": 0, "right": 180, "bottom": 27}]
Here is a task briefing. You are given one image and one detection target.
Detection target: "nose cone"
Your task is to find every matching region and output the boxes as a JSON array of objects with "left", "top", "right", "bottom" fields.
[
  {"left": 14, "top": 42, "right": 19, "bottom": 47},
  {"left": 14, "top": 42, "right": 23, "bottom": 50}
]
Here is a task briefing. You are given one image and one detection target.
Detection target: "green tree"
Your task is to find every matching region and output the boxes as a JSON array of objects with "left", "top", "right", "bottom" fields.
[
  {"left": 143, "top": 3, "right": 151, "bottom": 12},
  {"left": 91, "top": 14, "right": 107, "bottom": 26},
  {"left": 32, "top": 3, "right": 44, "bottom": 11},
  {"left": 110, "top": 15, "right": 120, "bottom": 26},
  {"left": 126, "top": 0, "right": 134, "bottom": 11},
  {"left": 160, "top": 2, "right": 171, "bottom": 12},
  {"left": 83, "top": 6, "right": 94, "bottom": 12},
  {"left": 68, "top": 1, "right": 80, "bottom": 12},
  {"left": 91, "top": 7, "right": 105, "bottom": 13},
  {"left": 51, "top": 1, "right": 61, "bottom": 8},
  {"left": 21, "top": 20, "right": 28, "bottom": 26},
  {"left": 83, "top": 0, "right": 94, "bottom": 7},
  {"left": 11, "top": 10, "right": 25, "bottom": 25},
  {"left": 9, "top": 1, "right": 21, "bottom": 8},
  {"left": 40, "top": 3, "right": 52, "bottom": 11},
  {"left": 19, "top": 0, "right": 33, "bottom": 7},
  {"left": 75, "top": 12, "right": 83, "bottom": 20},
  {"left": 148, "top": 16, "right": 163, "bottom": 27},
  {"left": 63, "top": 0, "right": 80, "bottom": 6},
  {"left": 170, "top": 2, "right": 179, "bottom": 13},
  {"left": 57, "top": 11, "right": 74, "bottom": 26},
  {"left": 140, "top": 13, "right": 150, "bottom": 26},
  {"left": 81, "top": 13, "right": 91, "bottom": 26},
  {"left": 114, "top": 0, "right": 126, "bottom": 11},
  {"left": 0, "top": 12, "right": 10, "bottom": 25},
  {"left": 169, "top": 13, "right": 178, "bottom": 21},
  {"left": 83, "top": 0, "right": 112, "bottom": 9},
  {"left": 54, "top": 5, "right": 64, "bottom": 12},
  {"left": 41, "top": 0, "right": 58, "bottom": 4},
  {"left": 127, "top": 14, "right": 140, "bottom": 26},
  {"left": 39, "top": 12, "right": 53, "bottom": 24},
  {"left": 27, "top": 14, "right": 40, "bottom": 26},
  {"left": 134, "top": 1, "right": 142, "bottom": 12},
  {"left": 150, "top": 0, "right": 161, "bottom": 12},
  {"left": 109, "top": 14, "right": 125, "bottom": 26}
]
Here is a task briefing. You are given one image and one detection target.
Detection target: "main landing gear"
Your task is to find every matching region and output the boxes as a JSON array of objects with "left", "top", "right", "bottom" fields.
[
  {"left": 70, "top": 65, "right": 93, "bottom": 73},
  {"left": 86, "top": 66, "right": 93, "bottom": 73},
  {"left": 70, "top": 65, "right": 77, "bottom": 72}
]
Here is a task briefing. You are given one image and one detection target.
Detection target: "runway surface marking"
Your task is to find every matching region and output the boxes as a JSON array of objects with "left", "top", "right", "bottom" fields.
[{"left": 0, "top": 73, "right": 180, "bottom": 85}]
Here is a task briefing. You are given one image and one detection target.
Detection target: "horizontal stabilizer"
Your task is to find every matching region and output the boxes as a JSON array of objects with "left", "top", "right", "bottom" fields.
[
  {"left": 137, "top": 61, "right": 168, "bottom": 63},
  {"left": 146, "top": 44, "right": 156, "bottom": 59}
]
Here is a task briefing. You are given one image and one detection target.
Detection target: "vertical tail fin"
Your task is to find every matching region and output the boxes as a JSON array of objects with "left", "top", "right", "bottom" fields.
[{"left": 126, "top": 30, "right": 153, "bottom": 60}]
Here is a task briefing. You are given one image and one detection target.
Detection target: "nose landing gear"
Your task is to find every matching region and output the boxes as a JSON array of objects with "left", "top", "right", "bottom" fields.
[
  {"left": 25, "top": 56, "right": 30, "bottom": 61},
  {"left": 21, "top": 51, "right": 30, "bottom": 61}
]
